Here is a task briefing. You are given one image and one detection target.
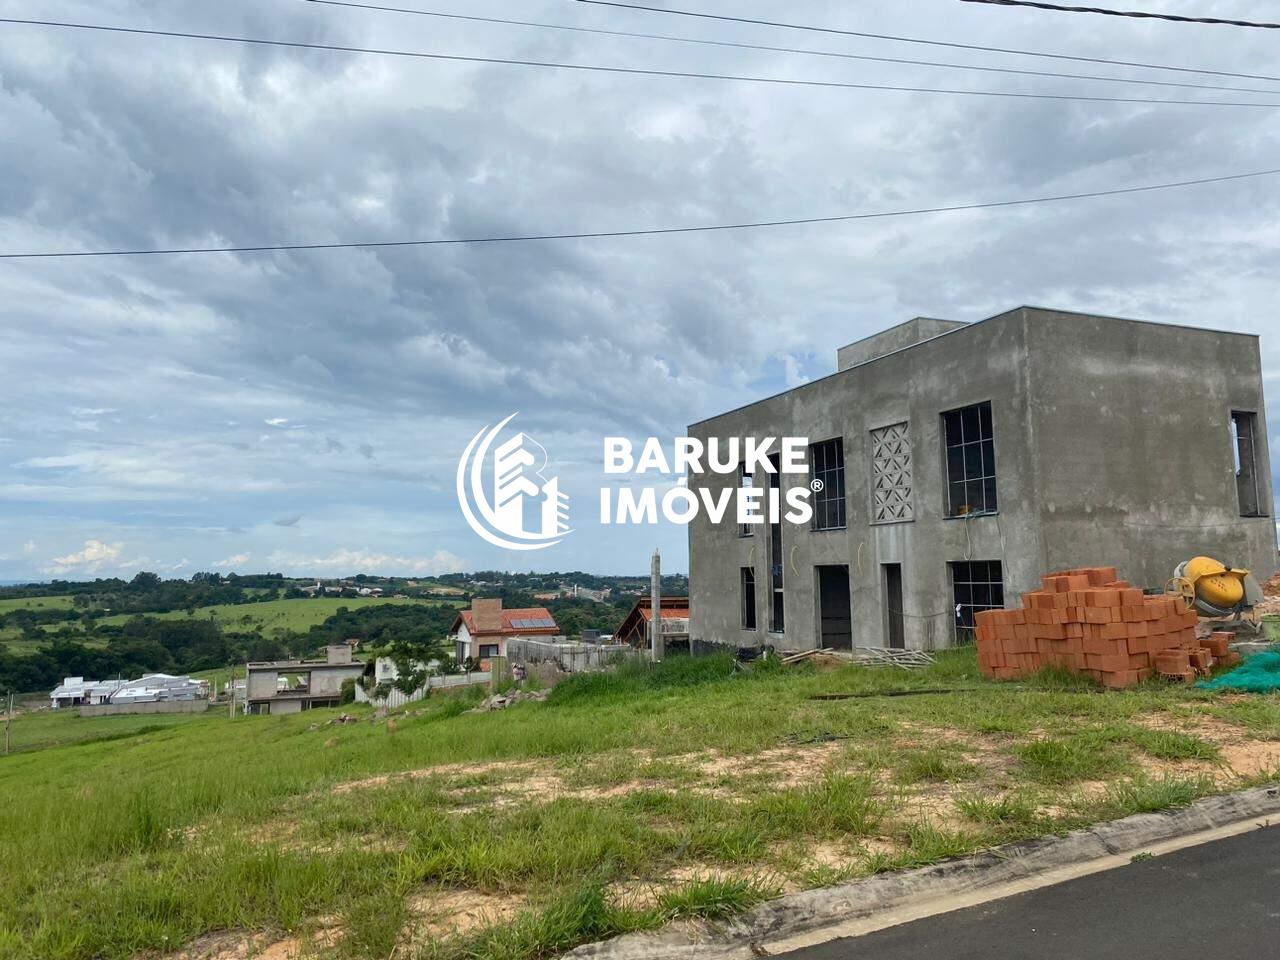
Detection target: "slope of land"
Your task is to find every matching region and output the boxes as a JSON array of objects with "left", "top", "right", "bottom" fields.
[{"left": 1, "top": 651, "right": 1278, "bottom": 960}]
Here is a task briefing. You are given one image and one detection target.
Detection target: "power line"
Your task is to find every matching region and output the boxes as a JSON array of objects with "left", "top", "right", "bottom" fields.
[
  {"left": 4, "top": 17, "right": 1279, "bottom": 108},
  {"left": 575, "top": 0, "right": 1280, "bottom": 84},
  {"left": 4, "top": 167, "right": 1277, "bottom": 260},
  {"left": 301, "top": 0, "right": 1280, "bottom": 96},
  {"left": 959, "top": 0, "right": 1280, "bottom": 29}
]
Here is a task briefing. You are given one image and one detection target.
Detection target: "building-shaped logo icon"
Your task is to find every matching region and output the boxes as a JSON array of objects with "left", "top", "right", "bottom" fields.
[{"left": 458, "top": 414, "right": 570, "bottom": 550}]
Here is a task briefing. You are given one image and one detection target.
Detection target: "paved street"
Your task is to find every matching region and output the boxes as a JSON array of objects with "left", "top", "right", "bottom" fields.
[{"left": 782, "top": 824, "right": 1280, "bottom": 960}]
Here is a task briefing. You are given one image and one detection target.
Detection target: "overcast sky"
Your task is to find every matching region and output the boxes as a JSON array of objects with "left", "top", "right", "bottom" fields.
[{"left": 1, "top": 0, "right": 1277, "bottom": 581}]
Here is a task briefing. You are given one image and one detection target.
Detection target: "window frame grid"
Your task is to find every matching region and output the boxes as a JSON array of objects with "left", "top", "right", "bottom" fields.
[
  {"left": 942, "top": 401, "right": 998, "bottom": 518},
  {"left": 737, "top": 463, "right": 754, "bottom": 538},
  {"left": 808, "top": 436, "right": 847, "bottom": 531},
  {"left": 949, "top": 560, "right": 1004, "bottom": 644}
]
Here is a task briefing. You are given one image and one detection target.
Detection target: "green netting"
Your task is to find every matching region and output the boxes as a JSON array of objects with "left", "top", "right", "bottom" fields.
[{"left": 1195, "top": 651, "right": 1280, "bottom": 692}]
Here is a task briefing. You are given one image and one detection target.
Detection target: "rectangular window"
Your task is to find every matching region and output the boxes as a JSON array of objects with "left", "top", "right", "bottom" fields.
[
  {"left": 950, "top": 560, "right": 1003, "bottom": 644},
  {"left": 1231, "top": 411, "right": 1265, "bottom": 517},
  {"left": 737, "top": 463, "right": 754, "bottom": 537},
  {"left": 943, "top": 401, "right": 997, "bottom": 517},
  {"left": 809, "top": 437, "right": 847, "bottom": 530},
  {"left": 479, "top": 644, "right": 500, "bottom": 658},
  {"left": 740, "top": 567, "right": 756, "bottom": 629}
]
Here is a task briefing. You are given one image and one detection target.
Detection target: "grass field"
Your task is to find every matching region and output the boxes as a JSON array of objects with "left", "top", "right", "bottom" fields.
[
  {"left": 49, "top": 596, "right": 461, "bottom": 635},
  {"left": 2, "top": 707, "right": 221, "bottom": 754},
  {"left": 0, "top": 595, "right": 75, "bottom": 614},
  {"left": 1, "top": 650, "right": 1278, "bottom": 960}
]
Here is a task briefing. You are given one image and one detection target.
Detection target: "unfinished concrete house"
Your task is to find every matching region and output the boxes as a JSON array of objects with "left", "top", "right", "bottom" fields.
[
  {"left": 244, "top": 644, "right": 365, "bottom": 715},
  {"left": 687, "top": 307, "right": 1276, "bottom": 653}
]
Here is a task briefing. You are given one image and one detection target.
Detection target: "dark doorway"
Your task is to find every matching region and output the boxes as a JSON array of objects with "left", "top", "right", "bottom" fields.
[
  {"left": 883, "top": 563, "right": 905, "bottom": 649},
  {"left": 816, "top": 565, "right": 852, "bottom": 650}
]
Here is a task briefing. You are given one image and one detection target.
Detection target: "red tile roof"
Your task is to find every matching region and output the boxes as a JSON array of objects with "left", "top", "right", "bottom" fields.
[
  {"left": 451, "top": 606, "right": 560, "bottom": 637},
  {"left": 616, "top": 597, "right": 690, "bottom": 645}
]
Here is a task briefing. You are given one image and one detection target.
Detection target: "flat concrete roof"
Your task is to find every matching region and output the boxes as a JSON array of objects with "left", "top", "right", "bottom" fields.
[
  {"left": 689, "top": 305, "right": 1261, "bottom": 428},
  {"left": 246, "top": 660, "right": 366, "bottom": 670},
  {"left": 835, "top": 315, "right": 966, "bottom": 354}
]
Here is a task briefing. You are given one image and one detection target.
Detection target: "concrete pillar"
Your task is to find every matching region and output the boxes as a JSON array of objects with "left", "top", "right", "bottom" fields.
[{"left": 650, "top": 548, "right": 663, "bottom": 662}]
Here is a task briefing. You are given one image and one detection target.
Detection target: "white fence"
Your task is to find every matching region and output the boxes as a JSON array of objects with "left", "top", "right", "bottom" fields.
[
  {"left": 505, "top": 638, "right": 638, "bottom": 673},
  {"left": 354, "top": 671, "right": 492, "bottom": 708}
]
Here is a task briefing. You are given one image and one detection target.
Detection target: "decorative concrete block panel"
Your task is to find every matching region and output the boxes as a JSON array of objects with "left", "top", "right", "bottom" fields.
[{"left": 871, "top": 421, "right": 914, "bottom": 523}]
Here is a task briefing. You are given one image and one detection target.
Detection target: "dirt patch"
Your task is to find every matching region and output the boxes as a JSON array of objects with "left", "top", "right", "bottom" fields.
[
  {"left": 331, "top": 758, "right": 541, "bottom": 795},
  {"left": 152, "top": 924, "right": 340, "bottom": 960},
  {"left": 403, "top": 888, "right": 524, "bottom": 945},
  {"left": 1219, "top": 740, "right": 1280, "bottom": 778},
  {"left": 697, "top": 741, "right": 845, "bottom": 788},
  {"left": 1132, "top": 710, "right": 1280, "bottom": 781},
  {"left": 331, "top": 742, "right": 853, "bottom": 809}
]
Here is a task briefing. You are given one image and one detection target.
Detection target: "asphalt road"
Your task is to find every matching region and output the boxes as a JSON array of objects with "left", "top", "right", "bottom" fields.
[{"left": 781, "top": 825, "right": 1280, "bottom": 960}]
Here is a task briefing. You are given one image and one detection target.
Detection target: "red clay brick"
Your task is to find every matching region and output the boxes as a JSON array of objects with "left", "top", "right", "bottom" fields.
[{"left": 1102, "top": 669, "right": 1141, "bottom": 689}]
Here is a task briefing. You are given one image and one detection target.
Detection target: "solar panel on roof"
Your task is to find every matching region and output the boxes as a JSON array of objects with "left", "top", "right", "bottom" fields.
[{"left": 511, "top": 617, "right": 556, "bottom": 629}]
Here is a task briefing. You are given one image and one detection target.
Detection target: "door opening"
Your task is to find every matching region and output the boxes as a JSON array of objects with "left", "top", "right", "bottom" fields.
[
  {"left": 816, "top": 565, "right": 852, "bottom": 650},
  {"left": 883, "top": 563, "right": 905, "bottom": 649}
]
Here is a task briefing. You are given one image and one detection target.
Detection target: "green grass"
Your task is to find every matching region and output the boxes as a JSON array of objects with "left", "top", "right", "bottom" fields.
[
  {"left": 2, "top": 708, "right": 220, "bottom": 754},
  {"left": 1015, "top": 733, "right": 1134, "bottom": 783},
  {"left": 893, "top": 747, "right": 980, "bottom": 784},
  {"left": 0, "top": 595, "right": 75, "bottom": 614},
  {"left": 954, "top": 791, "right": 1045, "bottom": 828},
  {"left": 0, "top": 648, "right": 1265, "bottom": 960},
  {"left": 85, "top": 596, "right": 459, "bottom": 633}
]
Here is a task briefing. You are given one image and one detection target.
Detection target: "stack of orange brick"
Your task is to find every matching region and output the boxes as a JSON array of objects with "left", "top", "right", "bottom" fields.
[{"left": 974, "top": 566, "right": 1232, "bottom": 689}]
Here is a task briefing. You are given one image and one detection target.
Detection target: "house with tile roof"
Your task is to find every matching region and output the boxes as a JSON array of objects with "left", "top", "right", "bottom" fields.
[
  {"left": 450, "top": 598, "right": 560, "bottom": 666},
  {"left": 614, "top": 596, "right": 690, "bottom": 650}
]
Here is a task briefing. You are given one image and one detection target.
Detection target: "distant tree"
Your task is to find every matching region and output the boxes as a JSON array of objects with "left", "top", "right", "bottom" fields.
[{"left": 130, "top": 571, "right": 162, "bottom": 591}]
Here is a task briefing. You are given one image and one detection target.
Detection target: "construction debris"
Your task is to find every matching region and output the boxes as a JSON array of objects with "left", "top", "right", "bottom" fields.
[
  {"left": 780, "top": 646, "right": 935, "bottom": 670},
  {"left": 780, "top": 648, "right": 831, "bottom": 665},
  {"left": 848, "top": 647, "right": 936, "bottom": 669},
  {"left": 976, "top": 565, "right": 1234, "bottom": 689},
  {"left": 467, "top": 688, "right": 550, "bottom": 713}
]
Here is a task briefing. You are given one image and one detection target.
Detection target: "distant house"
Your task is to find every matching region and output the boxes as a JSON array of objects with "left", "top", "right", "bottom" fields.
[
  {"left": 49, "top": 673, "right": 207, "bottom": 709},
  {"left": 615, "top": 597, "right": 691, "bottom": 649},
  {"left": 244, "top": 644, "right": 365, "bottom": 715},
  {"left": 110, "top": 674, "right": 207, "bottom": 704},
  {"left": 450, "top": 599, "right": 559, "bottom": 666},
  {"left": 49, "top": 677, "right": 124, "bottom": 709}
]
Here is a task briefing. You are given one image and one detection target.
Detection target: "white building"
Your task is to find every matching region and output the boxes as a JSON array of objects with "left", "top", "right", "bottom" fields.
[{"left": 49, "top": 673, "right": 207, "bottom": 709}]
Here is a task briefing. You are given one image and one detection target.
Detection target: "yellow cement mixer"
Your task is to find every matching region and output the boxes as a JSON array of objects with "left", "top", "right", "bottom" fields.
[{"left": 1165, "top": 556, "right": 1263, "bottom": 622}]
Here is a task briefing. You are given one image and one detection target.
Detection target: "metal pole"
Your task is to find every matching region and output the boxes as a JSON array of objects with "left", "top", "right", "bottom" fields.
[
  {"left": 650, "top": 548, "right": 663, "bottom": 662},
  {"left": 4, "top": 692, "right": 12, "bottom": 755}
]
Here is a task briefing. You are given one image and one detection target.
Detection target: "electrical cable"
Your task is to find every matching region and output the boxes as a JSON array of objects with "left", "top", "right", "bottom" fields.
[
  {"left": 302, "top": 0, "right": 1280, "bottom": 96},
  {"left": 4, "top": 167, "right": 1277, "bottom": 260},
  {"left": 3, "top": 17, "right": 1280, "bottom": 108},
  {"left": 575, "top": 0, "right": 1280, "bottom": 84},
  {"left": 959, "top": 0, "right": 1280, "bottom": 29}
]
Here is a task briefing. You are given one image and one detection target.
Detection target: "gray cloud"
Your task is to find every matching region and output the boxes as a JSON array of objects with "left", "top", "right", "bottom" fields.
[{"left": 0, "top": 0, "right": 1277, "bottom": 577}]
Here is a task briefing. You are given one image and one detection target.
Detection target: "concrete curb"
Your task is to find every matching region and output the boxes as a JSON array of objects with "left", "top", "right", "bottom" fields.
[{"left": 564, "top": 784, "right": 1280, "bottom": 960}]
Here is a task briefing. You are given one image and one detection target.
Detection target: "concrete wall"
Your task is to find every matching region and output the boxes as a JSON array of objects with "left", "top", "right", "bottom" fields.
[
  {"left": 1022, "top": 307, "right": 1277, "bottom": 586},
  {"left": 836, "top": 317, "right": 969, "bottom": 371},
  {"left": 246, "top": 670, "right": 278, "bottom": 700},
  {"left": 689, "top": 310, "right": 1037, "bottom": 652},
  {"left": 688, "top": 307, "right": 1276, "bottom": 654},
  {"left": 80, "top": 699, "right": 210, "bottom": 717}
]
